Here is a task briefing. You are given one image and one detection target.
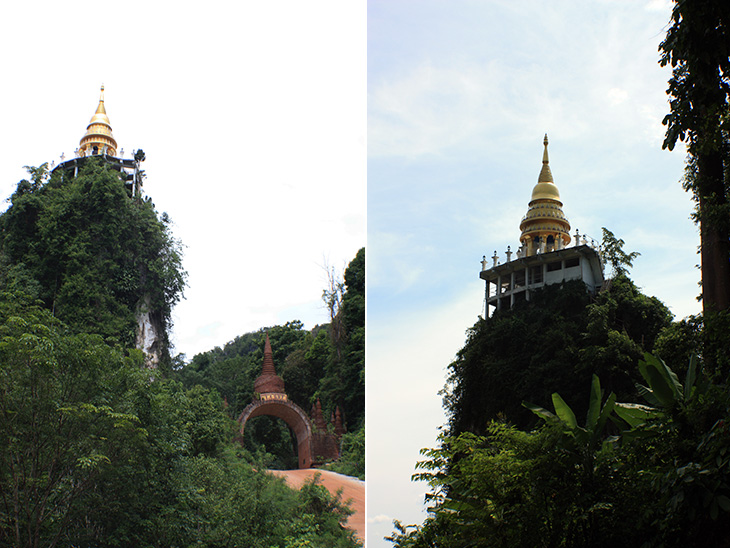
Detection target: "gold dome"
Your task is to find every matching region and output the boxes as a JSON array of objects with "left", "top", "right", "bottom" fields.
[
  {"left": 531, "top": 181, "right": 561, "bottom": 202},
  {"left": 78, "top": 85, "right": 117, "bottom": 157},
  {"left": 519, "top": 135, "right": 571, "bottom": 255}
]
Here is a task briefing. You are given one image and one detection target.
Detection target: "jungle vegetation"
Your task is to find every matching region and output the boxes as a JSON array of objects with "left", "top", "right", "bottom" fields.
[
  {"left": 0, "top": 159, "right": 362, "bottom": 547},
  {"left": 173, "top": 247, "right": 365, "bottom": 476},
  {"left": 0, "top": 158, "right": 185, "bottom": 367}
]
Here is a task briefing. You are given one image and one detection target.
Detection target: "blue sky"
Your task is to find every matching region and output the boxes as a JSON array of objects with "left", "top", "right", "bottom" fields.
[{"left": 367, "top": 1, "right": 699, "bottom": 546}]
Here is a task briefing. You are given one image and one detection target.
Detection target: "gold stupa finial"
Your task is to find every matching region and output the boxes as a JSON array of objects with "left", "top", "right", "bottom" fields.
[
  {"left": 518, "top": 134, "right": 571, "bottom": 256},
  {"left": 538, "top": 133, "right": 553, "bottom": 183},
  {"left": 90, "top": 85, "right": 109, "bottom": 125},
  {"left": 78, "top": 85, "right": 117, "bottom": 157}
]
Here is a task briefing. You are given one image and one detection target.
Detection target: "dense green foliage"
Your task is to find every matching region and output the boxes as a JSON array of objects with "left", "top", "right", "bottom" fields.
[
  {"left": 390, "top": 350, "right": 730, "bottom": 548},
  {"left": 0, "top": 161, "right": 362, "bottom": 545},
  {"left": 0, "top": 294, "right": 359, "bottom": 547},
  {"left": 445, "top": 273, "right": 672, "bottom": 434},
  {"left": 324, "top": 427, "right": 365, "bottom": 480},
  {"left": 0, "top": 160, "right": 185, "bottom": 365},
  {"left": 173, "top": 248, "right": 365, "bottom": 475},
  {"left": 392, "top": 254, "right": 730, "bottom": 547},
  {"left": 391, "top": 424, "right": 642, "bottom": 548}
]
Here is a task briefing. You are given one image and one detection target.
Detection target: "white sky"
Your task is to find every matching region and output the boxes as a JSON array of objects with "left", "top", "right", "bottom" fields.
[
  {"left": 367, "top": 1, "right": 699, "bottom": 547},
  {"left": 0, "top": 1, "right": 366, "bottom": 359}
]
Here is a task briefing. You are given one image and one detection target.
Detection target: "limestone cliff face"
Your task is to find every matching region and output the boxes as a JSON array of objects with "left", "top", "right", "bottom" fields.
[{"left": 135, "top": 294, "right": 164, "bottom": 368}]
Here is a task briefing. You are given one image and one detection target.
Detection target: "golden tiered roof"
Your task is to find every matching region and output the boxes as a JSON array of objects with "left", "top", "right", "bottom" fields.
[
  {"left": 78, "top": 85, "right": 118, "bottom": 157},
  {"left": 519, "top": 135, "right": 571, "bottom": 256}
]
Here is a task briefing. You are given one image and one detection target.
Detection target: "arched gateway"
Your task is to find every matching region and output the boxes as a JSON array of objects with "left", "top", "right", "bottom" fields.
[
  {"left": 237, "top": 334, "right": 343, "bottom": 469},
  {"left": 238, "top": 396, "right": 314, "bottom": 469}
]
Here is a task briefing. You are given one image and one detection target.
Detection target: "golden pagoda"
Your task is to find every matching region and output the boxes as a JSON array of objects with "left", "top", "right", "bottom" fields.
[
  {"left": 479, "top": 135, "right": 603, "bottom": 315},
  {"left": 78, "top": 85, "right": 118, "bottom": 157},
  {"left": 518, "top": 134, "right": 571, "bottom": 256},
  {"left": 54, "top": 86, "right": 141, "bottom": 197}
]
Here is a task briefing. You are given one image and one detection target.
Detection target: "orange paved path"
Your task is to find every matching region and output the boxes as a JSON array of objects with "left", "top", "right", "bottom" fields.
[{"left": 269, "top": 469, "right": 365, "bottom": 544}]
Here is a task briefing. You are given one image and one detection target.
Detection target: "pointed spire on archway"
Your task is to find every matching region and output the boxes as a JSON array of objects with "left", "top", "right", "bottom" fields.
[
  {"left": 253, "top": 332, "right": 286, "bottom": 395},
  {"left": 261, "top": 333, "right": 277, "bottom": 376}
]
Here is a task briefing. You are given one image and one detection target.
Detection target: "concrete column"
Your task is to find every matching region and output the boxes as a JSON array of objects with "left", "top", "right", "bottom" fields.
[
  {"left": 509, "top": 271, "right": 515, "bottom": 308},
  {"left": 497, "top": 275, "right": 502, "bottom": 310}
]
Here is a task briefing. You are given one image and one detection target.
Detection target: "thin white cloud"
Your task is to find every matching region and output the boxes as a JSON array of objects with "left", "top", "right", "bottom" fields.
[
  {"left": 367, "top": 230, "right": 428, "bottom": 292},
  {"left": 646, "top": 0, "right": 673, "bottom": 13},
  {"left": 608, "top": 87, "right": 629, "bottom": 105},
  {"left": 369, "top": 3, "right": 674, "bottom": 162},
  {"left": 368, "top": 514, "right": 394, "bottom": 524}
]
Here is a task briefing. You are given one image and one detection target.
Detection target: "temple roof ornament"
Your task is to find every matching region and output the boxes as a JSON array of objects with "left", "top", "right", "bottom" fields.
[
  {"left": 519, "top": 134, "right": 571, "bottom": 255},
  {"left": 537, "top": 133, "right": 554, "bottom": 183},
  {"left": 78, "top": 85, "right": 118, "bottom": 158},
  {"left": 253, "top": 333, "right": 286, "bottom": 395}
]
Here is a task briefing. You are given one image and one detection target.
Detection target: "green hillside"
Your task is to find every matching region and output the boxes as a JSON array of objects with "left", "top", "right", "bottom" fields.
[
  {"left": 173, "top": 248, "right": 365, "bottom": 475},
  {"left": 0, "top": 162, "right": 361, "bottom": 547},
  {"left": 0, "top": 159, "right": 185, "bottom": 366}
]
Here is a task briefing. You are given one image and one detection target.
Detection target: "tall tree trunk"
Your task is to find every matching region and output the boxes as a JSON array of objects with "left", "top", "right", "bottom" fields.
[
  {"left": 697, "top": 146, "right": 730, "bottom": 376},
  {"left": 697, "top": 149, "right": 730, "bottom": 314}
]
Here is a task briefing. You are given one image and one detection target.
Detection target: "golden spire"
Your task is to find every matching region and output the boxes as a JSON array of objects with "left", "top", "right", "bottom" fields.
[
  {"left": 78, "top": 85, "right": 118, "bottom": 157},
  {"left": 89, "top": 85, "right": 110, "bottom": 125},
  {"left": 538, "top": 133, "right": 553, "bottom": 183},
  {"left": 518, "top": 134, "right": 571, "bottom": 256}
]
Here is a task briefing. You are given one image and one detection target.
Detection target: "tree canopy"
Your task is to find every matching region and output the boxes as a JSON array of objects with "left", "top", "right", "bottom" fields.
[
  {"left": 444, "top": 273, "right": 672, "bottom": 435},
  {"left": 0, "top": 293, "right": 359, "bottom": 547},
  {"left": 0, "top": 159, "right": 186, "bottom": 365}
]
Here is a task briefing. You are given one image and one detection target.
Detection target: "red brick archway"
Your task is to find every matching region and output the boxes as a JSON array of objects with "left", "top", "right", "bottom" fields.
[{"left": 238, "top": 397, "right": 314, "bottom": 469}]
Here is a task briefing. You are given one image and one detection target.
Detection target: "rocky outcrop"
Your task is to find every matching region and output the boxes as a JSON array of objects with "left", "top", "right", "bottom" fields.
[{"left": 135, "top": 294, "right": 163, "bottom": 368}]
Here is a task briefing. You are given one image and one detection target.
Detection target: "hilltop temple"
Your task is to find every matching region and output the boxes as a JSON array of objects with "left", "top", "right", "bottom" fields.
[
  {"left": 52, "top": 87, "right": 160, "bottom": 366},
  {"left": 52, "top": 86, "right": 144, "bottom": 198},
  {"left": 480, "top": 135, "right": 604, "bottom": 315}
]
